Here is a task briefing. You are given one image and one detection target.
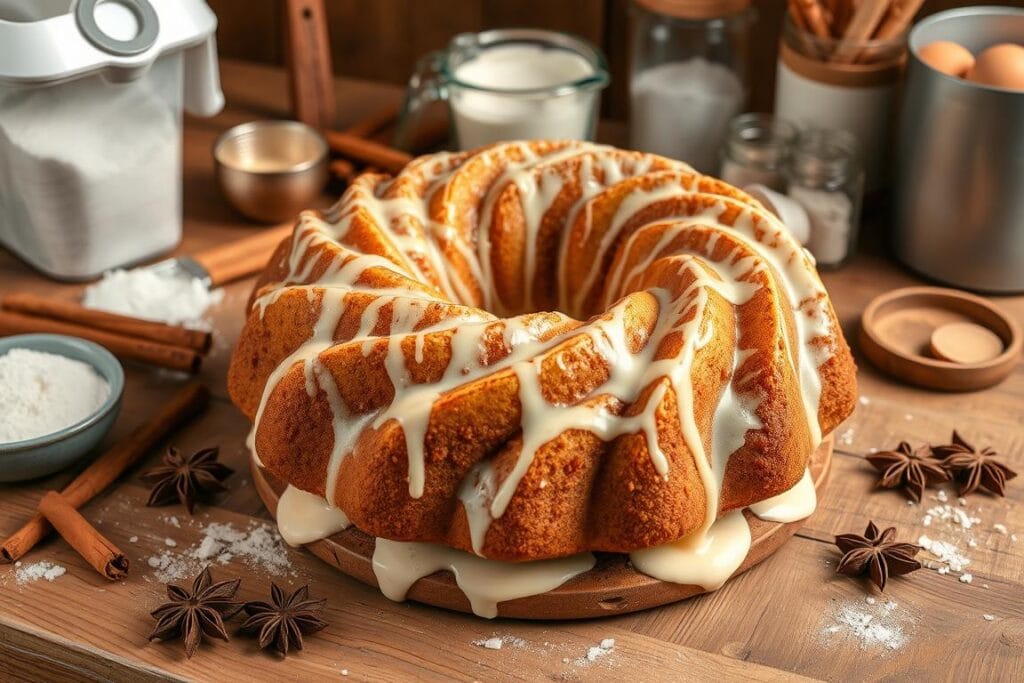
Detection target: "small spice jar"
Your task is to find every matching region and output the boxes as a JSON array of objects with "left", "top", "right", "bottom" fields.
[
  {"left": 629, "top": 0, "right": 755, "bottom": 172},
  {"left": 719, "top": 113, "right": 797, "bottom": 191},
  {"left": 774, "top": 12, "right": 906, "bottom": 192},
  {"left": 784, "top": 128, "right": 864, "bottom": 269}
]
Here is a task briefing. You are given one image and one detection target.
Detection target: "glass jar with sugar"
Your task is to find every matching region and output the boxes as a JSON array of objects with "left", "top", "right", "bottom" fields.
[
  {"left": 629, "top": 0, "right": 755, "bottom": 173},
  {"left": 784, "top": 128, "right": 864, "bottom": 269}
]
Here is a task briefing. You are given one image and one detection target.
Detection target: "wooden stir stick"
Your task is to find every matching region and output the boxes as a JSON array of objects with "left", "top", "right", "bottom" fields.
[{"left": 283, "top": 0, "right": 336, "bottom": 129}]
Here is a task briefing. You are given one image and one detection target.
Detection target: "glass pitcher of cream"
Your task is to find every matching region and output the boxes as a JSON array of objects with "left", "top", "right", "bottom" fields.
[{"left": 397, "top": 29, "right": 610, "bottom": 151}]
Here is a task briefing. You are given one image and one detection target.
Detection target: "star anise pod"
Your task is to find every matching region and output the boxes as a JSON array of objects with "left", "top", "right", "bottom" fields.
[
  {"left": 834, "top": 521, "right": 921, "bottom": 591},
  {"left": 149, "top": 567, "right": 243, "bottom": 658},
  {"left": 142, "top": 446, "right": 233, "bottom": 513},
  {"left": 865, "top": 441, "right": 948, "bottom": 502},
  {"left": 933, "top": 431, "right": 1017, "bottom": 497},
  {"left": 239, "top": 583, "right": 328, "bottom": 656}
]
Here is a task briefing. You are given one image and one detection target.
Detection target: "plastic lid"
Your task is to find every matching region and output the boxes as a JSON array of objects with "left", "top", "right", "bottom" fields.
[
  {"left": 633, "top": 0, "right": 750, "bottom": 20},
  {"left": 0, "top": 0, "right": 222, "bottom": 115}
]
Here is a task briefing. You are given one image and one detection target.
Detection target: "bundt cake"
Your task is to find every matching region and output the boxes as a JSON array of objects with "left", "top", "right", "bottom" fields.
[{"left": 228, "top": 140, "right": 857, "bottom": 602}]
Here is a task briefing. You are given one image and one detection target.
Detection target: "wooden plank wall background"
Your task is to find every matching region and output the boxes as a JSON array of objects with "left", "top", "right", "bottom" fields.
[{"left": 208, "top": 0, "right": 992, "bottom": 122}]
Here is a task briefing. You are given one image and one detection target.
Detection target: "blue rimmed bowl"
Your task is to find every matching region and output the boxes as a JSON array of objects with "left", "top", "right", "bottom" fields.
[{"left": 0, "top": 334, "right": 124, "bottom": 482}]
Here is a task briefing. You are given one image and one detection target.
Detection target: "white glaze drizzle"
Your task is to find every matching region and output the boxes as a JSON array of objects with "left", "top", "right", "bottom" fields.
[
  {"left": 749, "top": 467, "right": 817, "bottom": 523},
  {"left": 372, "top": 538, "right": 595, "bottom": 619},
  {"left": 277, "top": 485, "right": 350, "bottom": 546},
  {"left": 629, "top": 510, "right": 751, "bottom": 590}
]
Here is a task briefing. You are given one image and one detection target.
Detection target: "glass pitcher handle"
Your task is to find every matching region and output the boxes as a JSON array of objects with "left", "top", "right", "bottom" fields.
[{"left": 394, "top": 50, "right": 448, "bottom": 152}]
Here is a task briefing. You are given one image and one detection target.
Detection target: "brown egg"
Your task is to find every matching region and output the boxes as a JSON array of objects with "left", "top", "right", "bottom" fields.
[
  {"left": 967, "top": 43, "right": 1024, "bottom": 90},
  {"left": 918, "top": 40, "right": 975, "bottom": 78}
]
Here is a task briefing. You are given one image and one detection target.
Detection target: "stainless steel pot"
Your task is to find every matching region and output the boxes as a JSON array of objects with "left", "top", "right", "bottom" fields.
[{"left": 895, "top": 6, "right": 1024, "bottom": 293}]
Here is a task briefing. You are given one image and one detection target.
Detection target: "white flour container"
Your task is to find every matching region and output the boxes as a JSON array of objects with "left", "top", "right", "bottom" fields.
[{"left": 0, "top": 0, "right": 223, "bottom": 280}]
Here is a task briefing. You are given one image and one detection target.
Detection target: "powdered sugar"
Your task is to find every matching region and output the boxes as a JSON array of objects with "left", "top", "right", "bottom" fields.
[
  {"left": 472, "top": 635, "right": 527, "bottom": 651},
  {"left": 818, "top": 598, "right": 912, "bottom": 651},
  {"left": 0, "top": 348, "right": 110, "bottom": 443},
  {"left": 146, "top": 521, "right": 291, "bottom": 583},
  {"left": 83, "top": 268, "right": 223, "bottom": 330},
  {"left": 580, "top": 639, "right": 616, "bottom": 664},
  {"left": 14, "top": 561, "right": 66, "bottom": 585}
]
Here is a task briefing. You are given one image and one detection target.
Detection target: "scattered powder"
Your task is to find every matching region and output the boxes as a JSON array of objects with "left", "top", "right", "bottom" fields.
[
  {"left": 147, "top": 521, "right": 290, "bottom": 582},
  {"left": 15, "top": 561, "right": 66, "bottom": 585},
  {"left": 83, "top": 268, "right": 224, "bottom": 330},
  {"left": 478, "top": 637, "right": 503, "bottom": 650},
  {"left": 994, "top": 524, "right": 1008, "bottom": 535},
  {"left": 818, "top": 599, "right": 912, "bottom": 651},
  {"left": 577, "top": 638, "right": 616, "bottom": 666},
  {"left": 904, "top": 414, "right": 914, "bottom": 421},
  {"left": 915, "top": 491, "right": 988, "bottom": 580},
  {"left": 983, "top": 614, "right": 995, "bottom": 621},
  {"left": 166, "top": 516, "right": 180, "bottom": 528},
  {"left": 858, "top": 395, "right": 871, "bottom": 406},
  {"left": 341, "top": 669, "right": 349, "bottom": 676},
  {"left": 472, "top": 635, "right": 527, "bottom": 651},
  {"left": 0, "top": 348, "right": 110, "bottom": 443},
  {"left": 129, "top": 536, "right": 139, "bottom": 543},
  {"left": 838, "top": 427, "right": 855, "bottom": 446},
  {"left": 164, "top": 538, "right": 177, "bottom": 547},
  {"left": 919, "top": 535, "right": 971, "bottom": 573}
]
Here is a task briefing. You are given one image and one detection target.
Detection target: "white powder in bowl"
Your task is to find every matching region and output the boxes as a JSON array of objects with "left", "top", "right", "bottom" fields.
[
  {"left": 83, "top": 268, "right": 223, "bottom": 330},
  {"left": 0, "top": 348, "right": 110, "bottom": 443}
]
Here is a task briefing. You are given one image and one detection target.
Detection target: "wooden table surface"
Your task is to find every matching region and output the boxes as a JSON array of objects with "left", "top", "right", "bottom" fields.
[{"left": 1, "top": 59, "right": 1021, "bottom": 683}]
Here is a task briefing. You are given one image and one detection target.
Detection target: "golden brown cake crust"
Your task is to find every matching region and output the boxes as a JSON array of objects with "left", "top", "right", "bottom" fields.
[{"left": 228, "top": 141, "right": 857, "bottom": 562}]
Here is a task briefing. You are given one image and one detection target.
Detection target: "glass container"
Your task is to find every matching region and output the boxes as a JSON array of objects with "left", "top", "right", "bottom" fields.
[
  {"left": 784, "top": 128, "right": 864, "bottom": 269},
  {"left": 629, "top": 0, "right": 755, "bottom": 172},
  {"left": 719, "top": 113, "right": 797, "bottom": 191}
]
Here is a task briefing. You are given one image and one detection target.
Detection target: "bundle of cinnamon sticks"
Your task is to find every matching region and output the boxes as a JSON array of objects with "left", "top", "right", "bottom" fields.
[
  {"left": 789, "top": 0, "right": 925, "bottom": 63},
  {"left": 0, "top": 294, "right": 211, "bottom": 374}
]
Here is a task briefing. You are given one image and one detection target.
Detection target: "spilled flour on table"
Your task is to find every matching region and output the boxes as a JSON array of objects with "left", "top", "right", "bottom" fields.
[
  {"left": 472, "top": 635, "right": 528, "bottom": 651},
  {"left": 146, "top": 521, "right": 291, "bottom": 582},
  {"left": 577, "top": 638, "right": 616, "bottom": 666},
  {"left": 14, "top": 561, "right": 66, "bottom": 585},
  {"left": 818, "top": 597, "right": 913, "bottom": 651},
  {"left": 469, "top": 634, "right": 619, "bottom": 674}
]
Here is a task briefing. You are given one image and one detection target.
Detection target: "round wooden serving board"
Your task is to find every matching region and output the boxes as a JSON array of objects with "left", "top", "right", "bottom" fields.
[{"left": 252, "top": 437, "right": 832, "bottom": 619}]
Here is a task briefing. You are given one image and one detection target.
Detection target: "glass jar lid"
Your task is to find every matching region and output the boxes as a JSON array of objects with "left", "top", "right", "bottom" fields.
[{"left": 633, "top": 0, "right": 750, "bottom": 20}]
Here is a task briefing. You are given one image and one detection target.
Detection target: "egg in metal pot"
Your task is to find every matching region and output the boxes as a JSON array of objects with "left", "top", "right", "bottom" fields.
[
  {"left": 967, "top": 43, "right": 1024, "bottom": 91},
  {"left": 918, "top": 40, "right": 975, "bottom": 78}
]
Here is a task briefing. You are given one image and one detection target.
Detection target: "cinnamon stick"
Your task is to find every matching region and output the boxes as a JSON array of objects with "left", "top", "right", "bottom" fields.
[
  {"left": 0, "top": 310, "right": 201, "bottom": 374},
  {"left": 795, "top": 0, "right": 834, "bottom": 39},
  {"left": 324, "top": 130, "right": 412, "bottom": 174},
  {"left": 0, "top": 382, "right": 209, "bottom": 564},
  {"left": 833, "top": 0, "right": 892, "bottom": 63},
  {"left": 1, "top": 293, "right": 211, "bottom": 354},
  {"left": 37, "top": 491, "right": 129, "bottom": 580},
  {"left": 873, "top": 0, "right": 925, "bottom": 40}
]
